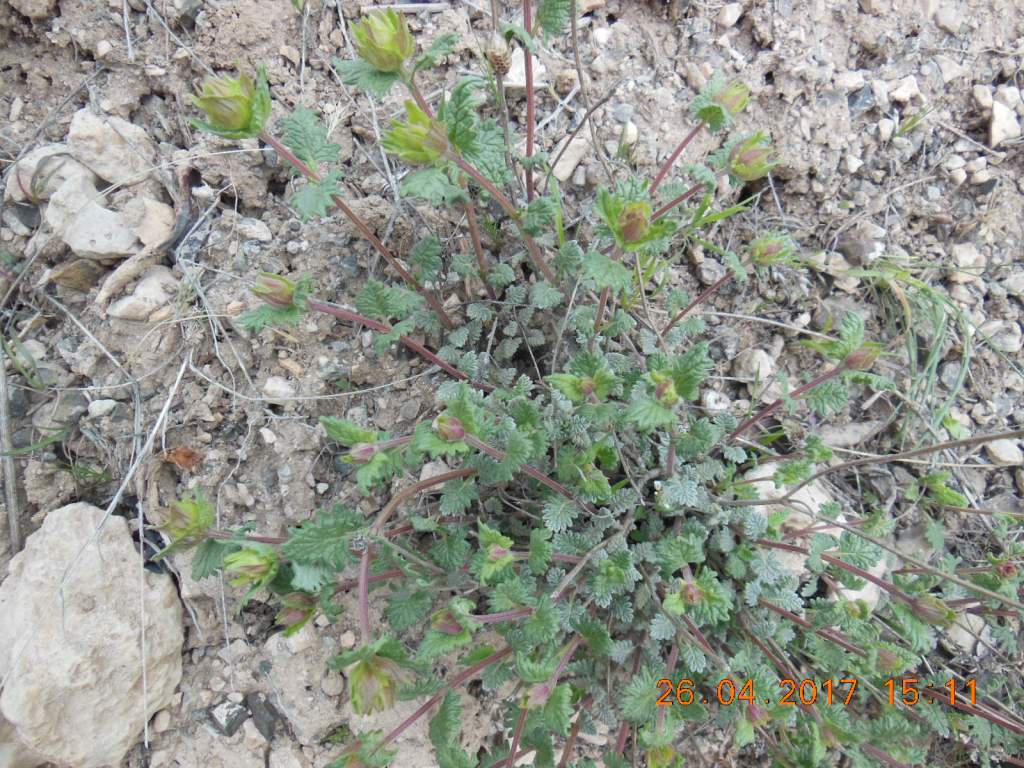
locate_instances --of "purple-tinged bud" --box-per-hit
[382,101,450,166]
[432,413,465,442]
[746,702,769,726]
[996,561,1019,579]
[488,544,510,562]
[843,344,881,371]
[749,233,794,266]
[645,744,678,768]
[223,547,279,589]
[347,655,403,714]
[275,592,316,633]
[618,201,651,245]
[190,67,271,139]
[912,595,955,628]
[251,272,297,307]
[713,81,750,117]
[681,581,703,605]
[527,682,553,709]
[347,442,378,464]
[877,648,902,675]
[728,133,777,181]
[651,372,679,406]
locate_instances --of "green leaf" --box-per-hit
[334,58,401,97]
[401,168,469,206]
[440,478,478,515]
[431,528,472,570]
[573,615,611,658]
[622,666,660,723]
[411,421,470,459]
[528,527,553,573]
[281,106,341,167]
[191,538,239,580]
[522,196,558,236]
[417,32,460,70]
[355,279,421,321]
[583,251,633,295]
[320,416,378,446]
[529,280,564,310]
[290,170,344,221]
[543,683,573,735]
[656,532,707,572]
[625,395,676,432]
[668,342,712,401]
[386,590,433,632]
[488,263,516,288]
[477,521,516,584]
[355,450,402,494]
[408,235,443,283]
[281,506,364,570]
[290,561,332,592]
[805,378,849,417]
[438,77,486,154]
[536,0,572,39]
[542,496,577,533]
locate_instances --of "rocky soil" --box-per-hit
[1,0,1022,766]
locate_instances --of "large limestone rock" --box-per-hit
[0,503,184,767]
[67,109,158,188]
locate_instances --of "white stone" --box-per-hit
[731,348,777,401]
[503,48,549,91]
[95,40,113,58]
[592,27,612,46]
[933,55,967,83]
[833,70,866,90]
[47,176,139,260]
[701,389,730,414]
[716,2,743,27]
[419,459,450,482]
[121,197,175,247]
[8,0,54,19]
[3,144,99,204]
[86,399,118,418]
[269,743,312,768]
[1004,272,1024,297]
[972,85,994,110]
[236,217,273,243]
[979,320,1023,354]
[259,427,277,445]
[107,266,179,321]
[985,439,1024,466]
[948,242,985,283]
[994,85,1023,111]
[989,101,1021,148]
[552,133,591,182]
[0,503,183,767]
[743,463,841,578]
[934,3,961,33]
[878,118,895,142]
[67,108,157,187]
[889,76,920,103]
[262,376,296,402]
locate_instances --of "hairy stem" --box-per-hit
[447,153,556,282]
[523,0,535,201]
[508,706,528,768]
[727,364,846,442]
[558,695,595,768]
[660,272,731,337]
[259,130,454,329]
[371,467,477,533]
[373,645,513,754]
[651,181,705,221]
[650,122,703,195]
[357,546,371,643]
[307,299,487,390]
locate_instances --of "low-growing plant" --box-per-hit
[162,4,1024,767]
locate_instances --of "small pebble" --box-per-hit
[716,2,742,27]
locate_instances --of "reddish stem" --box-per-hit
[660,272,731,337]
[372,467,478,533]
[656,643,679,731]
[650,122,703,195]
[523,0,535,201]
[651,181,705,221]
[357,547,371,643]
[259,131,454,329]
[447,153,556,283]
[758,598,865,657]
[508,706,529,768]
[307,299,488,391]
[728,364,846,442]
[372,646,513,754]
[558,695,595,768]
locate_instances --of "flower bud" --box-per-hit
[651,372,679,406]
[713,81,750,117]
[996,561,1018,579]
[347,442,378,464]
[746,702,770,726]
[348,655,403,714]
[877,648,902,675]
[680,580,703,605]
[351,9,414,73]
[276,592,316,633]
[749,233,794,266]
[727,133,777,182]
[382,101,450,165]
[432,413,465,442]
[251,272,297,307]
[646,744,678,768]
[911,595,955,628]
[190,67,271,139]
[618,201,652,245]
[843,598,870,621]
[843,344,881,371]
[223,546,279,589]
[527,681,553,709]
[485,31,512,76]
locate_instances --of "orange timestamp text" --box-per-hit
[655,677,978,708]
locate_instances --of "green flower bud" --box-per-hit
[190,67,271,139]
[347,442,379,464]
[713,81,750,117]
[382,101,450,165]
[348,655,403,714]
[727,133,777,182]
[432,413,465,442]
[911,595,956,628]
[351,9,414,73]
[223,546,279,589]
[680,580,703,605]
[646,744,679,768]
[618,201,652,245]
[746,702,770,726]
[876,647,903,675]
[749,232,795,266]
[163,489,214,542]
[251,272,297,307]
